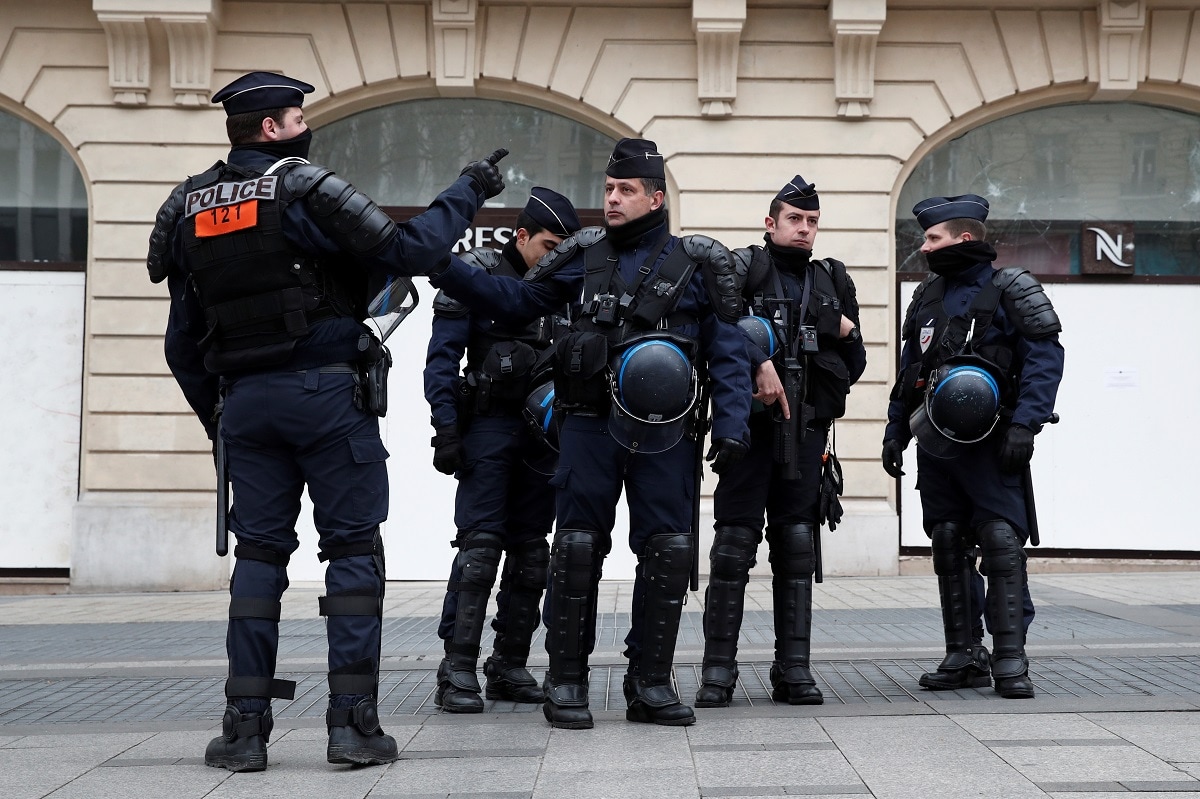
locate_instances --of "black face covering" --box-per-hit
[605,205,667,248]
[502,238,527,274]
[764,235,812,274]
[924,239,997,277]
[233,127,313,162]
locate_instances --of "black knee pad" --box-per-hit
[643,533,692,595]
[978,520,1023,578]
[767,524,815,577]
[506,537,550,592]
[553,529,602,595]
[453,531,504,592]
[710,526,759,581]
[930,522,969,576]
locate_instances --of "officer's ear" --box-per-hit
[959,231,975,242]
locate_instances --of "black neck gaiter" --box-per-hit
[232,128,313,163]
[501,238,527,275]
[764,235,813,274]
[605,206,668,249]
[925,240,997,277]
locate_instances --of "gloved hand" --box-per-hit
[881,439,905,478]
[705,438,749,475]
[460,148,509,200]
[999,423,1035,473]
[431,426,463,475]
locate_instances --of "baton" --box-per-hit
[214,400,229,557]
[1022,412,1059,548]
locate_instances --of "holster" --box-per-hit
[355,346,392,417]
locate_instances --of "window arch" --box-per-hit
[896,103,1200,278]
[0,112,87,267]
[310,98,617,210]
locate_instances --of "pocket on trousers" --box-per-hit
[349,436,390,464]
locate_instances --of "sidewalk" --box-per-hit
[3,572,1200,798]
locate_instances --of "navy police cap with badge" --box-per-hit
[775,175,819,211]
[606,137,665,180]
[524,187,581,239]
[912,194,990,230]
[211,71,315,116]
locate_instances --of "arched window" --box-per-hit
[311,97,616,209]
[0,113,87,267]
[896,103,1200,278]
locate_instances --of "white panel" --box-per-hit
[0,271,84,569]
[284,290,639,583]
[900,281,1198,553]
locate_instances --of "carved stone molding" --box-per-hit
[93,0,220,107]
[828,0,886,119]
[1095,0,1145,98]
[692,0,746,117]
[432,0,478,91]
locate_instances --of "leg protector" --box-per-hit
[625,533,695,727]
[766,524,822,705]
[696,525,759,708]
[920,522,992,690]
[224,547,294,716]
[979,520,1034,699]
[542,529,602,730]
[319,528,386,706]
[436,530,503,713]
[485,537,549,703]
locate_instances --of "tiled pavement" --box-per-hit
[3,572,1200,798]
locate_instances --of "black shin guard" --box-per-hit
[543,529,602,729]
[486,538,549,703]
[766,524,822,705]
[980,520,1034,699]
[438,531,503,713]
[697,525,760,707]
[921,522,992,690]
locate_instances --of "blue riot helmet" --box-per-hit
[909,356,1003,458]
[737,315,778,359]
[521,378,562,476]
[608,336,699,454]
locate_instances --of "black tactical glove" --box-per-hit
[431,426,463,475]
[999,423,1035,473]
[459,148,509,200]
[881,439,905,478]
[705,438,749,475]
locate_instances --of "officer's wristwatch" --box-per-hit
[844,326,862,344]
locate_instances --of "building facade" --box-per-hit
[2,0,1196,591]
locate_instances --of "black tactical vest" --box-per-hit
[180,161,364,372]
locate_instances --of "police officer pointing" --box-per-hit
[147,71,506,771]
[883,194,1064,699]
[424,187,581,713]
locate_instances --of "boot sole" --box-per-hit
[542,703,593,729]
[694,699,731,708]
[327,747,399,766]
[918,673,992,690]
[626,704,697,726]
[205,755,266,773]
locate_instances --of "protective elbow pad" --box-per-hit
[146,182,187,283]
[994,268,1062,339]
[525,226,602,282]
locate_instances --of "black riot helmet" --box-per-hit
[522,378,562,476]
[909,355,1003,458]
[737,315,778,359]
[608,336,698,453]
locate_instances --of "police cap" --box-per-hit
[606,138,665,180]
[211,71,314,116]
[524,187,581,238]
[775,175,819,211]
[912,194,990,230]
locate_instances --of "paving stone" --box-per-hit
[992,744,1195,784]
[371,755,540,795]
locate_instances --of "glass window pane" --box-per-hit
[309,98,616,209]
[896,103,1200,277]
[0,114,87,263]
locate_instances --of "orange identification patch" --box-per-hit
[195,200,258,237]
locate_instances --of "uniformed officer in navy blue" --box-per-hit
[423,187,581,713]
[146,71,507,771]
[882,194,1064,699]
[695,176,867,709]
[424,137,752,729]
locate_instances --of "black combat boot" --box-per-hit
[485,540,548,704]
[980,521,1035,699]
[435,656,485,713]
[695,525,758,708]
[625,534,695,726]
[326,697,398,765]
[768,524,824,705]
[435,532,503,713]
[920,522,993,690]
[484,656,543,703]
[205,704,272,772]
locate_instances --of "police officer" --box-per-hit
[695,176,866,708]
[146,71,507,771]
[882,194,1064,699]
[426,138,752,729]
[424,187,581,713]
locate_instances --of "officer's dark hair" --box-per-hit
[944,218,987,241]
[226,108,289,146]
[513,210,547,238]
[767,198,819,221]
[640,177,667,198]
